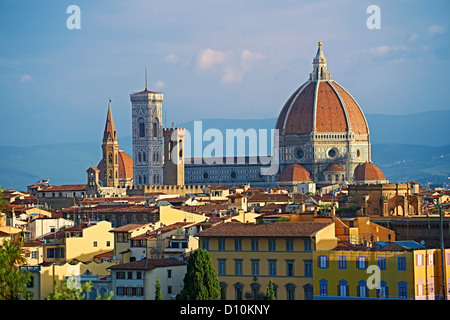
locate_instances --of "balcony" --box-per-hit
[165,235,189,253]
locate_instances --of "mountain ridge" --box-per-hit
[1,111,449,191]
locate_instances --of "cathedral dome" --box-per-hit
[278,163,312,182]
[354,162,387,183]
[275,42,369,135]
[97,150,133,181]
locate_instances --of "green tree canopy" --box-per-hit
[46,279,113,300]
[0,239,31,300]
[155,278,163,300]
[264,280,276,300]
[176,249,220,300]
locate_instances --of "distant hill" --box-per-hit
[0,111,449,191]
[175,110,450,147]
[366,110,450,147]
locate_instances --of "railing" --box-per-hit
[19,265,41,272]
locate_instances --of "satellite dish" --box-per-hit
[420,240,425,245]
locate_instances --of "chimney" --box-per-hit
[314,207,318,217]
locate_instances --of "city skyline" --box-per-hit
[0,0,449,147]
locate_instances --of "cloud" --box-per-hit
[407,33,419,43]
[20,74,32,83]
[428,25,445,37]
[241,49,264,69]
[364,45,410,57]
[197,48,229,71]
[164,53,180,64]
[197,48,264,83]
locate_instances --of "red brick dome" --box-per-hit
[354,162,386,183]
[323,163,345,172]
[278,163,312,182]
[276,43,369,135]
[97,151,133,180]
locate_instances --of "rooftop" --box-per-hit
[196,221,332,238]
[108,258,185,271]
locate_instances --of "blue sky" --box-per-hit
[0,0,449,146]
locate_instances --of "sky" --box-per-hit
[0,0,449,146]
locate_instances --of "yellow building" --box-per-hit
[21,260,115,300]
[196,221,338,300]
[314,244,450,300]
[289,208,395,245]
[41,221,114,263]
[413,248,450,300]
[110,206,207,263]
[110,222,157,264]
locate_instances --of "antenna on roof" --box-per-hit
[145,68,148,90]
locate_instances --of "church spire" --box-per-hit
[309,40,331,81]
[103,99,117,143]
[101,99,120,188]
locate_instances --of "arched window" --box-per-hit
[138,151,142,163]
[142,151,146,162]
[143,174,147,185]
[153,118,159,137]
[138,118,145,138]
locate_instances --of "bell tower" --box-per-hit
[163,128,185,185]
[102,101,120,187]
[130,72,164,186]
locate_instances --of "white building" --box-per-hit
[108,258,187,300]
[27,217,74,239]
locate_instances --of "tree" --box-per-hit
[176,248,220,300]
[264,280,276,300]
[0,239,31,300]
[0,187,8,213]
[46,279,113,300]
[155,278,163,300]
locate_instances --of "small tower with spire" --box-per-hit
[309,41,331,81]
[102,100,120,187]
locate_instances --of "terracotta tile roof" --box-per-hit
[332,82,368,134]
[315,81,348,133]
[64,222,97,232]
[94,250,114,259]
[248,193,291,203]
[275,79,369,135]
[227,193,248,198]
[108,258,185,271]
[276,81,315,134]
[40,185,87,192]
[278,164,312,182]
[196,221,332,238]
[60,204,158,214]
[290,193,310,203]
[354,162,386,182]
[323,163,345,172]
[259,203,287,213]
[131,222,193,240]
[133,88,159,95]
[178,204,228,215]
[207,186,230,190]
[97,150,133,180]
[110,222,154,233]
